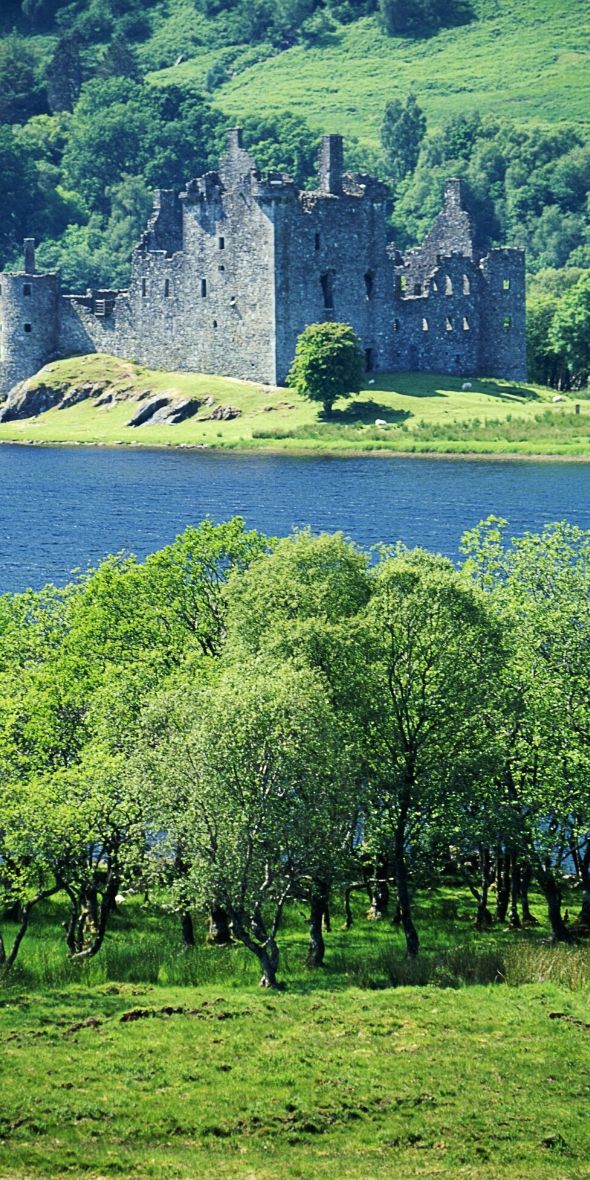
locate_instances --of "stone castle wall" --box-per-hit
[0,133,528,396]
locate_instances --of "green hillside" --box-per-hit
[151,0,590,146]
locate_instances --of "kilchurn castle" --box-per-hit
[0,130,527,396]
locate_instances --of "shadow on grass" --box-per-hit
[327,400,412,426]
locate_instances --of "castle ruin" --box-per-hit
[0,130,527,396]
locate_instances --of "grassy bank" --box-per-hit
[1,354,589,458]
[2,890,589,1179]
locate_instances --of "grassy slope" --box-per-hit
[1,354,590,457]
[2,886,589,1180]
[149,0,590,148]
[2,981,590,1180]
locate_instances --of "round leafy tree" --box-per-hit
[287,322,365,416]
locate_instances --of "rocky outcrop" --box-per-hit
[126,395,202,427]
[204,405,241,421]
[0,380,63,421]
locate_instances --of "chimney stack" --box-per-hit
[23,238,36,274]
[319,134,343,195]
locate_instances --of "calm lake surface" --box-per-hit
[1,443,590,593]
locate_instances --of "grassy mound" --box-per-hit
[0,354,589,457]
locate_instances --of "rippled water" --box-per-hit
[1,444,590,592]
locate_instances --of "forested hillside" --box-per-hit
[0,0,589,384]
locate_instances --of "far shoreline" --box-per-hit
[1,436,590,463]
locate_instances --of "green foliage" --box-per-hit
[550,271,590,386]
[288,322,365,414]
[241,112,319,188]
[0,33,47,124]
[378,0,475,37]
[380,91,426,184]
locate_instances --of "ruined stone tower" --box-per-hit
[0,131,527,396]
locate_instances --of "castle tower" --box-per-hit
[0,240,61,395]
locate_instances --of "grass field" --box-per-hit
[2,354,590,458]
[148,0,590,147]
[1,889,590,1179]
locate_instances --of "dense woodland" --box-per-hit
[1,518,589,988]
[0,0,589,387]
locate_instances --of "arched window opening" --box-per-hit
[364,270,374,300]
[365,347,374,371]
[164,279,170,297]
[23,284,31,297]
[201,278,207,297]
[314,232,320,251]
[24,322,32,333]
[141,279,147,297]
[422,317,429,332]
[445,275,453,295]
[219,236,225,250]
[213,319,218,328]
[463,274,470,295]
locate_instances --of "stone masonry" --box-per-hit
[0,130,527,396]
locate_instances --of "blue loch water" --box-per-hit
[1,443,590,592]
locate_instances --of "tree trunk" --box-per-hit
[344,886,354,930]
[180,910,195,949]
[367,878,389,920]
[395,816,419,958]
[536,862,576,943]
[509,853,521,929]
[257,938,280,988]
[520,863,539,926]
[208,905,231,946]
[323,904,331,933]
[306,888,328,968]
[573,846,590,933]
[230,908,283,989]
[474,847,494,930]
[495,852,510,923]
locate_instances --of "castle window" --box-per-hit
[364,270,374,300]
[219,236,225,250]
[320,272,334,310]
[164,279,170,297]
[463,274,470,295]
[422,317,429,332]
[393,318,400,332]
[23,284,31,297]
[141,279,147,297]
[503,315,512,331]
[463,316,470,331]
[201,278,207,297]
[503,278,511,291]
[365,348,374,371]
[213,319,218,328]
[445,316,453,331]
[218,264,225,272]
[445,275,453,295]
[24,322,32,332]
[315,232,320,251]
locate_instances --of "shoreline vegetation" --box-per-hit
[0,353,589,460]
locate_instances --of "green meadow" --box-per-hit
[2,890,590,1180]
[1,354,589,457]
